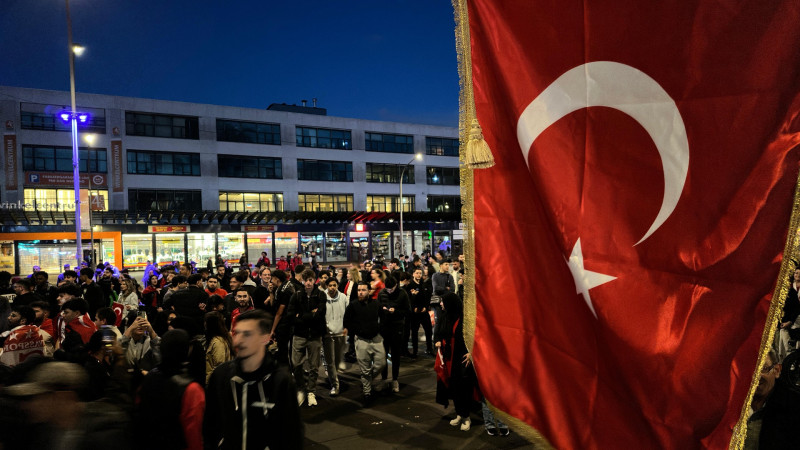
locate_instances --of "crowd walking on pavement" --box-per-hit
[0,250,514,449]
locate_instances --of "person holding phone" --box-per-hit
[120,314,160,375]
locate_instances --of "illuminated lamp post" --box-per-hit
[62,0,88,267]
[399,153,423,260]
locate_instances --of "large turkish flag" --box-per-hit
[466,1,800,448]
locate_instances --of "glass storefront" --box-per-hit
[371,232,390,260]
[122,234,153,269]
[188,233,215,268]
[155,234,185,266]
[434,230,452,257]
[349,234,369,262]
[325,232,346,262]
[18,241,82,275]
[98,239,115,266]
[300,233,323,259]
[274,233,298,260]
[414,230,433,257]
[247,233,273,265]
[218,233,245,268]
[0,242,14,272]
[392,231,412,258]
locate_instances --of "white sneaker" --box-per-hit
[392,380,400,393]
[449,415,462,426]
[307,392,317,406]
[460,418,471,431]
[338,362,347,371]
[297,391,305,406]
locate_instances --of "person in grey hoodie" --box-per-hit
[323,277,349,396]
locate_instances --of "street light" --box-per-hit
[399,153,423,261]
[65,0,84,267]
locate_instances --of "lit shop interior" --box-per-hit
[0,212,461,276]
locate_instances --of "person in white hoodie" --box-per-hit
[323,277,349,396]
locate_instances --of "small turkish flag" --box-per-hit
[466,0,800,448]
[111,302,125,327]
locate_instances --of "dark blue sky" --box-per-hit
[1,0,459,127]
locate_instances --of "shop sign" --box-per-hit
[349,231,369,238]
[148,225,190,233]
[110,140,123,192]
[458,222,465,230]
[4,135,17,191]
[25,172,107,187]
[241,225,276,232]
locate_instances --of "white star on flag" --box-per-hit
[566,238,617,318]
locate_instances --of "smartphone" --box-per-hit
[137,310,147,320]
[100,325,115,346]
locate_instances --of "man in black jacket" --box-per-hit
[165,274,209,329]
[377,275,411,393]
[343,281,385,403]
[407,267,433,357]
[204,309,303,449]
[286,269,326,407]
[79,268,105,318]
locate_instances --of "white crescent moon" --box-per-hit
[517,61,689,245]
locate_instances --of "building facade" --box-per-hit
[0,86,463,275]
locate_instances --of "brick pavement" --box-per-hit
[301,349,534,449]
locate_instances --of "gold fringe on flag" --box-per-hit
[453,1,552,448]
[453,0,495,170]
[729,168,800,450]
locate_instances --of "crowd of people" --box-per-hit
[0,249,514,449]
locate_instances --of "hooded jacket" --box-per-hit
[203,353,303,450]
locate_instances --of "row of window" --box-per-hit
[128,190,459,213]
[20,145,459,184]
[20,188,460,214]
[19,103,458,156]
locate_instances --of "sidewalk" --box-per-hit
[302,351,534,449]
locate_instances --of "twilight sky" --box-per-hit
[0,0,460,127]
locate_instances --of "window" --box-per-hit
[22,145,107,173]
[426,166,460,185]
[365,163,414,184]
[365,132,414,154]
[128,189,202,211]
[20,103,106,134]
[297,159,353,182]
[125,112,199,139]
[298,194,353,212]
[127,150,200,176]
[23,188,109,211]
[425,137,459,157]
[366,195,415,213]
[219,192,284,212]
[217,119,281,145]
[217,155,282,179]
[427,195,462,213]
[296,127,352,150]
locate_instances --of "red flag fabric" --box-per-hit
[465,1,800,448]
[112,302,125,327]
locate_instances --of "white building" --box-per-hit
[0,86,463,275]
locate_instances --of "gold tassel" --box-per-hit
[465,118,495,169]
